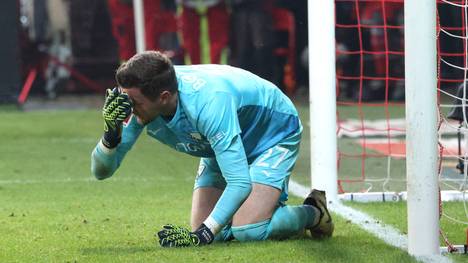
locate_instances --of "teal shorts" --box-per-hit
[194,131,301,203]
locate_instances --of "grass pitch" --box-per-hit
[346,201,468,262]
[0,107,421,262]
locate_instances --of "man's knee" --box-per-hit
[231,220,270,242]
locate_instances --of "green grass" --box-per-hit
[337,104,406,121]
[345,201,468,262]
[345,201,468,245]
[0,108,421,262]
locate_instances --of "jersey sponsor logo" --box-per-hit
[175,142,208,153]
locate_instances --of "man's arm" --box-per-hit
[203,135,251,227]
[198,93,252,234]
[158,92,251,247]
[91,115,144,179]
[90,88,144,180]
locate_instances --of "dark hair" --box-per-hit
[115,51,178,100]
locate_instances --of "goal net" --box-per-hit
[335,0,468,203]
[329,0,468,252]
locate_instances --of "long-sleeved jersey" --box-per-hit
[91,64,301,232]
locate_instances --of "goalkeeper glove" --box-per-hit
[157,224,214,247]
[101,88,132,149]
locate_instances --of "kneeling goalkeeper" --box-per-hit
[91,51,334,247]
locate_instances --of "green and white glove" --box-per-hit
[101,88,132,149]
[157,224,214,247]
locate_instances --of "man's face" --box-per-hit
[121,87,162,124]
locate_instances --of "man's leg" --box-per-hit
[191,187,223,230]
[231,183,320,241]
[231,131,332,241]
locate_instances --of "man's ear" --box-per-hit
[159,91,172,103]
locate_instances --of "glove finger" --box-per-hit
[159,238,176,248]
[159,238,166,247]
[115,106,132,121]
[159,236,169,247]
[103,89,112,108]
[105,88,115,98]
[104,88,119,106]
[157,225,176,239]
[162,224,175,230]
[107,87,125,109]
[157,229,170,239]
[158,230,178,248]
[110,92,132,114]
[103,99,119,118]
[112,87,121,95]
[115,94,133,120]
[118,92,131,104]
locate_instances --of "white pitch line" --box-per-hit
[288,179,453,263]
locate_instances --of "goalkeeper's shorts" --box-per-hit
[194,130,301,204]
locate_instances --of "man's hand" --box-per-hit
[101,88,132,149]
[157,224,214,247]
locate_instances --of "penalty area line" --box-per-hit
[288,180,453,263]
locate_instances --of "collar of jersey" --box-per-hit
[164,98,182,129]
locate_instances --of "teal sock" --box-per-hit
[266,205,318,240]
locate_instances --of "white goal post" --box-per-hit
[133,0,146,53]
[308,0,440,257]
[404,0,439,256]
[308,0,338,204]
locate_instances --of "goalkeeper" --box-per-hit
[91,51,333,247]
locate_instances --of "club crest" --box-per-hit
[190,132,202,141]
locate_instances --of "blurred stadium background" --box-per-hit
[0,0,309,104]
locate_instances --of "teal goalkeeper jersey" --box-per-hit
[91,64,302,230]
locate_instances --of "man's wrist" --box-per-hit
[101,135,120,149]
[203,216,222,235]
[98,139,118,154]
[194,224,214,245]
[102,125,121,149]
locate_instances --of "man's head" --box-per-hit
[115,51,178,124]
